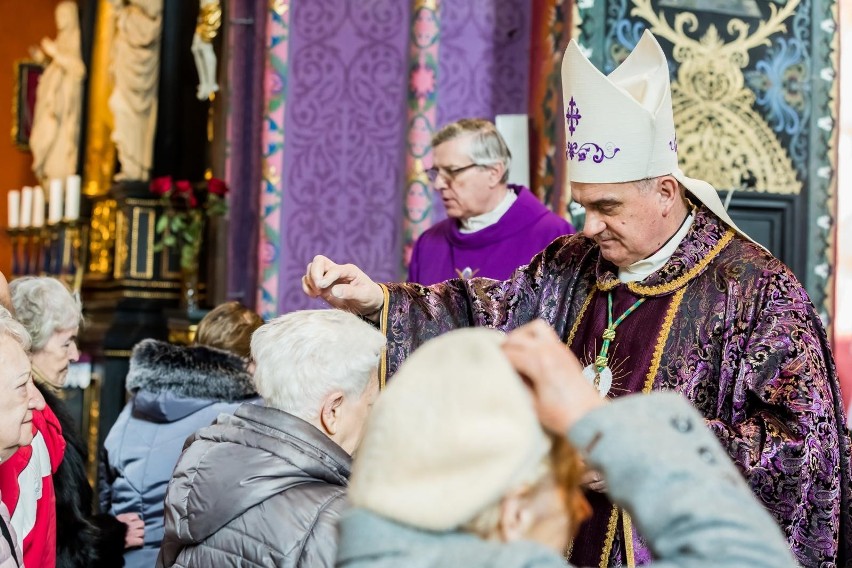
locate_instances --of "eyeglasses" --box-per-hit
[425,163,481,183]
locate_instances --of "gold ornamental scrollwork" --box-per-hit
[88,198,116,276]
[631,0,802,194]
[113,208,128,279]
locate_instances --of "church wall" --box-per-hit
[255,0,534,316]
[273,1,412,313]
[429,0,533,226]
[0,0,61,276]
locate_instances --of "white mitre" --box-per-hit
[561,30,751,240]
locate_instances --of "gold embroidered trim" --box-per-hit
[643,287,687,394]
[598,229,735,296]
[378,283,390,390]
[598,287,686,566]
[623,511,636,568]
[599,505,620,568]
[566,285,597,348]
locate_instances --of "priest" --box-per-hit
[303,31,851,567]
[408,118,574,285]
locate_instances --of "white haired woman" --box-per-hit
[0,306,43,568]
[158,309,386,568]
[8,277,141,568]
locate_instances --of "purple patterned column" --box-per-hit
[278,1,411,312]
[224,0,268,309]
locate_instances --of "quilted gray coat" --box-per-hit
[156,402,351,568]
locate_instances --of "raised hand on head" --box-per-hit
[501,320,606,435]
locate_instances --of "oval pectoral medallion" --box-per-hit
[582,364,613,397]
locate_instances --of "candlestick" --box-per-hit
[32,186,45,228]
[20,186,33,228]
[7,190,20,228]
[65,175,81,221]
[48,179,63,224]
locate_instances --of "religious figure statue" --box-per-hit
[29,1,86,182]
[108,0,164,182]
[191,0,221,101]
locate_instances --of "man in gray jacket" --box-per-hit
[337,322,798,568]
[157,310,386,568]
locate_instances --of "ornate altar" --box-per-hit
[4,0,224,482]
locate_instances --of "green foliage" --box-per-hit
[153,183,227,272]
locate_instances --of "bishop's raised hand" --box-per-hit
[302,255,385,320]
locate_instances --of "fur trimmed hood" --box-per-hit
[127,339,256,406]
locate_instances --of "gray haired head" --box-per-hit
[432,118,512,184]
[10,277,81,352]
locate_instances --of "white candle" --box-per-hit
[48,178,63,224]
[7,190,20,229]
[32,186,45,228]
[65,175,81,221]
[20,186,33,228]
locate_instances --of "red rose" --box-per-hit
[174,180,198,208]
[150,176,173,196]
[207,178,229,196]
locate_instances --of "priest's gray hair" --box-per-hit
[250,309,386,421]
[10,277,81,352]
[0,306,32,351]
[432,118,512,183]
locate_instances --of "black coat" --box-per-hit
[37,384,127,568]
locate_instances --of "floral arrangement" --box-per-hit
[150,176,228,271]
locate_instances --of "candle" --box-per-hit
[20,186,33,228]
[65,175,81,221]
[32,186,45,228]
[48,178,63,224]
[7,190,20,228]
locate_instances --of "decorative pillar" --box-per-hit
[255,0,290,320]
[402,0,440,270]
[223,0,267,309]
[528,0,572,212]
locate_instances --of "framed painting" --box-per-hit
[12,60,44,150]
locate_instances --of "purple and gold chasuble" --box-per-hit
[377,206,852,567]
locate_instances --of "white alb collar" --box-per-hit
[618,212,694,283]
[459,189,517,234]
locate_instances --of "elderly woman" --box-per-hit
[9,277,134,568]
[100,301,263,568]
[11,277,81,389]
[157,309,386,568]
[336,322,798,568]
[0,307,42,568]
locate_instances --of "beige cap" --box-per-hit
[348,327,551,531]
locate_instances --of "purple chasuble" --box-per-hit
[567,287,672,567]
[378,206,852,567]
[407,185,574,285]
